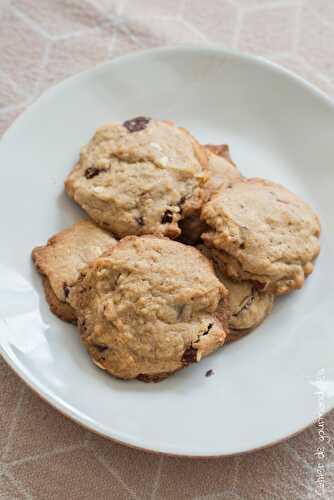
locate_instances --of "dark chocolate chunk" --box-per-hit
[85,166,101,179]
[205,369,214,377]
[161,210,173,224]
[179,195,186,206]
[123,116,151,133]
[93,343,108,352]
[182,346,197,365]
[202,323,213,336]
[63,284,70,298]
[135,216,145,226]
[253,281,266,291]
[239,243,245,249]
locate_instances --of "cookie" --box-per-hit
[205,143,236,166]
[32,220,117,322]
[41,276,77,324]
[179,144,241,244]
[65,118,208,239]
[202,144,241,202]
[202,178,321,294]
[71,236,228,381]
[198,245,274,342]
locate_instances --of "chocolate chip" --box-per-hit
[202,323,213,336]
[123,116,151,133]
[253,281,266,291]
[85,166,101,179]
[182,346,197,365]
[179,196,186,206]
[79,320,87,332]
[63,284,70,298]
[239,243,245,249]
[93,343,108,352]
[135,216,145,226]
[161,210,173,224]
[205,369,214,377]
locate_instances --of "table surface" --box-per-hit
[1,1,333,499]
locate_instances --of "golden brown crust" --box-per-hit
[180,126,209,173]
[201,177,321,295]
[225,328,252,344]
[136,371,178,383]
[32,219,117,321]
[42,277,77,324]
[65,119,208,239]
[72,236,229,381]
[205,143,236,166]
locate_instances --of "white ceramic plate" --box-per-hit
[1,47,333,457]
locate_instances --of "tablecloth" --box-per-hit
[1,0,333,498]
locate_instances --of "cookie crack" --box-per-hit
[182,322,214,365]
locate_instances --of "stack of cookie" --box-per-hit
[32,117,320,382]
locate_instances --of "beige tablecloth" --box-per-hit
[1,1,333,498]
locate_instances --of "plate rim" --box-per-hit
[2,44,334,148]
[0,45,333,457]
